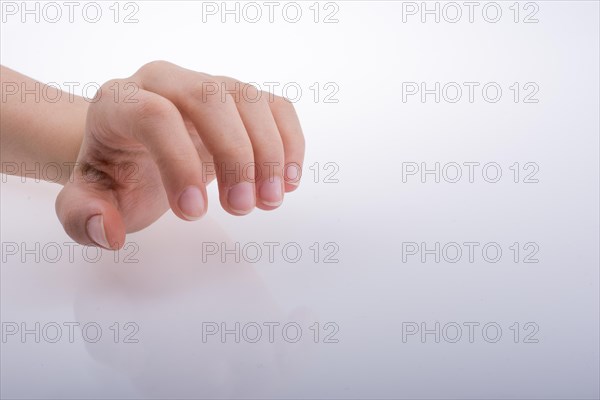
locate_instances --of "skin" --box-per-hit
[0,61,305,250]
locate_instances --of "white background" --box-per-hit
[1,1,599,399]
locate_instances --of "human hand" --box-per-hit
[55,61,305,250]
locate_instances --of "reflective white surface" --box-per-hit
[1,1,599,399]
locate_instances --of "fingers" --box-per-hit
[58,82,209,248]
[216,77,285,210]
[92,81,208,221]
[181,86,257,215]
[132,61,305,214]
[58,62,304,249]
[56,180,125,250]
[269,95,305,192]
[134,63,255,215]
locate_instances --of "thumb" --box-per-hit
[55,182,126,250]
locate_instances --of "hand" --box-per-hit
[55,61,305,250]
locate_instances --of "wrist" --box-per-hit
[0,65,88,185]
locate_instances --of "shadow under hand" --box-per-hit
[72,213,315,399]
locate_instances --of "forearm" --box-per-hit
[0,65,88,185]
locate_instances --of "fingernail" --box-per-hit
[285,164,301,186]
[86,215,110,249]
[259,176,283,207]
[178,186,205,220]
[228,182,255,214]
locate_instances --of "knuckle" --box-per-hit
[256,138,285,159]
[291,130,306,147]
[97,79,138,104]
[133,95,176,124]
[95,79,124,103]
[216,142,254,161]
[99,78,122,92]
[282,128,305,152]
[188,79,220,103]
[213,75,237,85]
[136,60,172,77]
[214,76,262,104]
[242,84,263,104]
[273,94,296,111]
